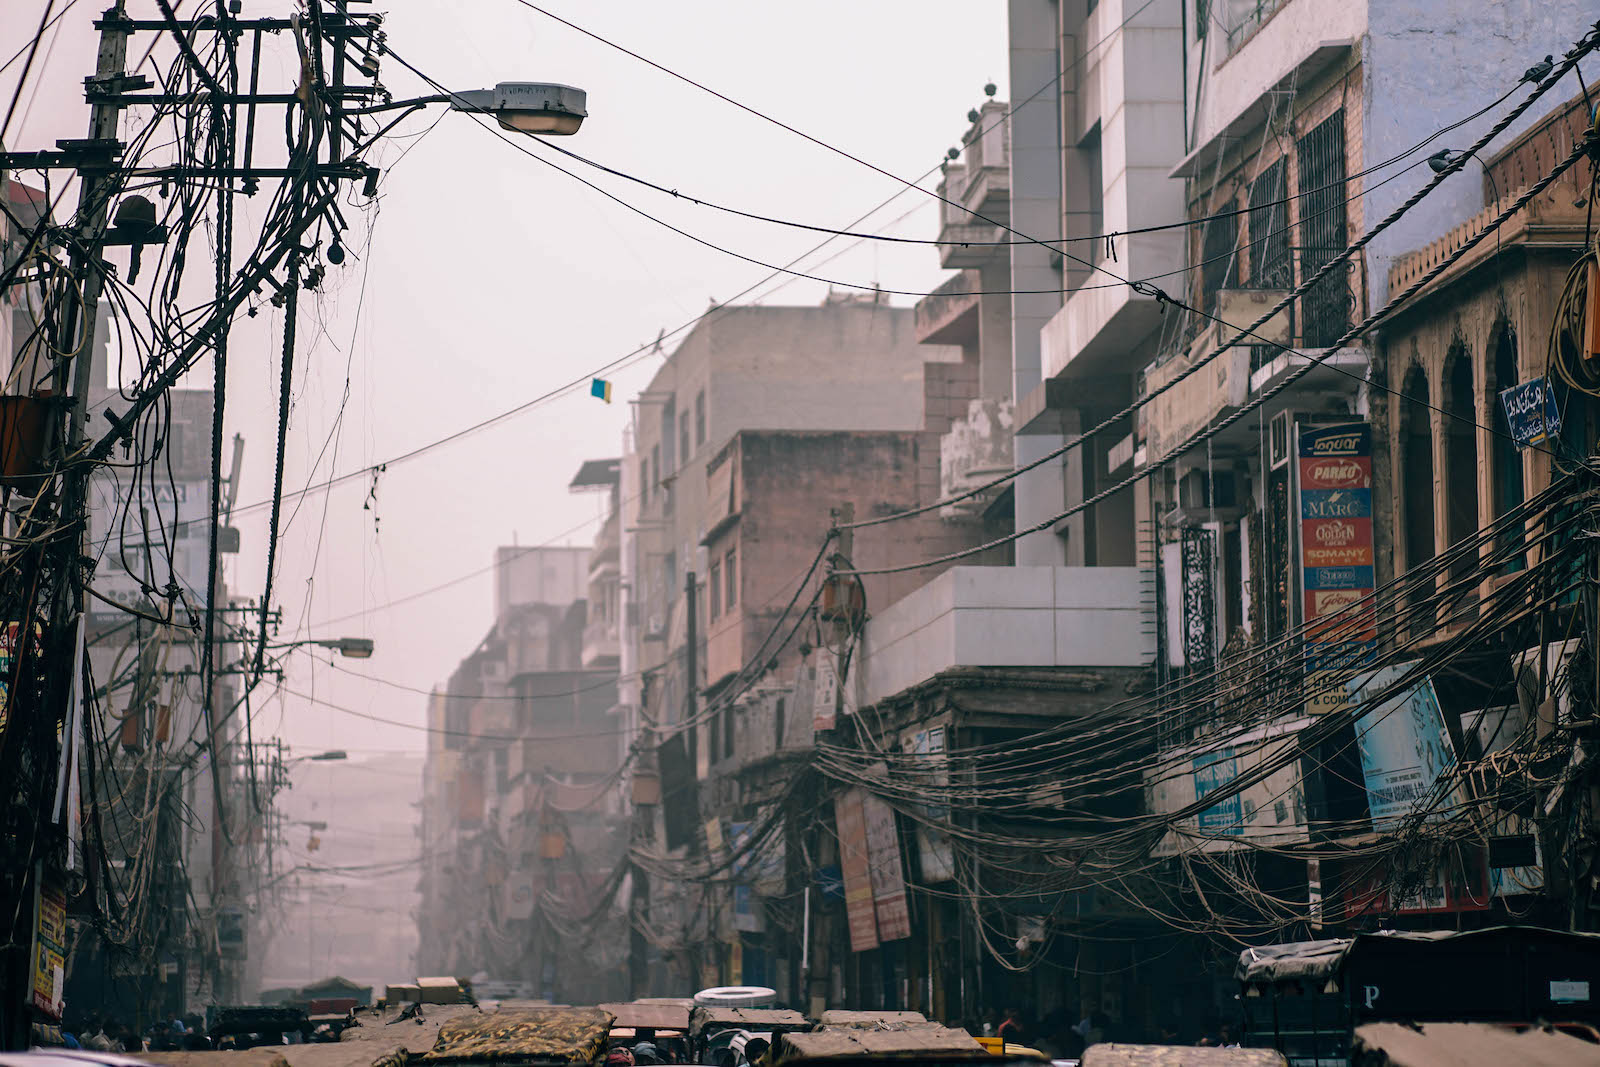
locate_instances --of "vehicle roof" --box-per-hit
[418,1006,615,1064]
[774,1025,982,1060]
[816,1013,929,1028]
[0,1055,153,1067]
[1236,925,1600,984]
[599,1003,693,1031]
[1081,1046,1285,1067]
[690,1007,810,1030]
[1352,1021,1600,1066]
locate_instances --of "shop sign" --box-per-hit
[907,726,954,883]
[861,791,911,942]
[1346,664,1458,829]
[1345,851,1490,916]
[813,657,838,733]
[1299,425,1376,714]
[1499,376,1562,448]
[88,478,213,620]
[833,789,879,952]
[30,879,66,1019]
[1147,720,1309,856]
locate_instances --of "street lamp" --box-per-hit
[291,751,347,765]
[357,82,588,136]
[311,636,375,660]
[269,636,376,659]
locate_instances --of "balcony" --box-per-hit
[582,617,620,669]
[588,512,620,582]
[860,566,1155,707]
[940,396,1014,518]
[915,270,981,346]
[935,103,1011,271]
[1137,289,1289,463]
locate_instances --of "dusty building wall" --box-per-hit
[701,430,1003,689]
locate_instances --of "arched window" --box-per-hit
[1401,364,1436,631]
[1444,352,1480,579]
[1490,322,1526,570]
[1401,364,1436,573]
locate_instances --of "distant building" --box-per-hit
[257,753,423,992]
[417,545,626,1004]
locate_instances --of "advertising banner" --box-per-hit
[88,479,212,620]
[1346,664,1459,829]
[30,879,66,1019]
[1345,850,1490,916]
[1299,425,1376,715]
[861,791,911,942]
[907,726,955,882]
[833,789,879,952]
[1147,720,1309,856]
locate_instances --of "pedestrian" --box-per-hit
[997,1007,1024,1045]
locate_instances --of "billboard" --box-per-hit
[861,791,911,942]
[31,879,66,1019]
[833,789,879,953]
[1147,719,1309,856]
[1346,664,1458,829]
[907,726,955,882]
[87,478,213,620]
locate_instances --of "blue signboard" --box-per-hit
[1303,565,1376,590]
[1499,377,1562,448]
[1298,489,1373,519]
[1194,750,1242,834]
[1347,665,1457,828]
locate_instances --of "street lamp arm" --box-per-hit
[349,82,586,135]
[346,93,455,115]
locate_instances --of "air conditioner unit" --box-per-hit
[1269,409,1295,470]
[1178,469,1238,513]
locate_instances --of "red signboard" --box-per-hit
[1299,425,1378,698]
[1344,850,1490,916]
[1300,455,1373,489]
[833,789,879,953]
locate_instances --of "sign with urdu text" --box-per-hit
[1499,377,1562,449]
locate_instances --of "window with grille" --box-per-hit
[709,561,722,622]
[1295,110,1351,348]
[1199,209,1239,313]
[695,390,706,445]
[1247,159,1290,290]
[724,547,737,610]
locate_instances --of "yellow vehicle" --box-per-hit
[973,1038,1046,1059]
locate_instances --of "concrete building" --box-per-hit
[748,0,1600,1038]
[614,297,1007,993]
[417,545,627,1004]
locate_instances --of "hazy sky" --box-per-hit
[1,1,1009,760]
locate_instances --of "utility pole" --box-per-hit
[683,569,699,988]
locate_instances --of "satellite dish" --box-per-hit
[694,987,777,1007]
